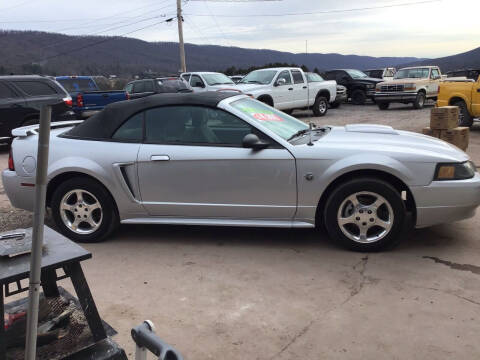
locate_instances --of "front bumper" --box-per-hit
[334,93,347,103]
[1,170,35,211]
[374,92,417,102]
[411,173,480,228]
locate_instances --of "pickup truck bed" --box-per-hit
[56,76,127,118]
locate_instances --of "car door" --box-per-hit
[429,68,441,96]
[290,70,308,108]
[136,105,297,219]
[472,79,480,115]
[190,75,207,92]
[271,70,294,109]
[0,81,26,140]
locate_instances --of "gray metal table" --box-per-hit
[0,226,107,360]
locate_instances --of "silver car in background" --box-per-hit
[2,92,480,251]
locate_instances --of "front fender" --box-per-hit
[295,154,433,222]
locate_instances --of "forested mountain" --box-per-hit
[0,30,425,76]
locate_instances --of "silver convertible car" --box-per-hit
[3,92,480,251]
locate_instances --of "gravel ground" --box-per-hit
[1,103,480,360]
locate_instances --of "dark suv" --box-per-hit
[125,78,192,100]
[0,75,75,144]
[321,69,383,105]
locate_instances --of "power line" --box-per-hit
[42,17,176,61]
[43,11,173,50]
[184,0,441,17]
[53,0,174,33]
[0,0,30,12]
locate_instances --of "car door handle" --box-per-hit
[303,86,307,89]
[151,155,170,161]
[288,88,293,91]
[477,88,480,93]
[102,94,109,98]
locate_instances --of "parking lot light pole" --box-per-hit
[24,105,51,360]
[177,0,186,72]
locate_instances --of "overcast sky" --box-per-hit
[0,0,478,58]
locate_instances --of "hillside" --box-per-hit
[0,30,424,76]
[400,46,480,72]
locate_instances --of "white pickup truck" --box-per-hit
[235,67,337,116]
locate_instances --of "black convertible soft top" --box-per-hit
[64,91,240,140]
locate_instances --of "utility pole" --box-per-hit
[177,0,186,72]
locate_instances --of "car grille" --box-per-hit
[380,84,404,92]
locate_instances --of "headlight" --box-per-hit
[366,84,374,89]
[434,161,476,180]
[403,83,416,91]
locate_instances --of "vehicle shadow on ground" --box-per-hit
[106,221,464,253]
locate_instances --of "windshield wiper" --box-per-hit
[243,80,262,84]
[287,128,311,141]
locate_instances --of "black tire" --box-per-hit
[453,100,473,127]
[258,96,274,107]
[22,117,39,126]
[351,89,367,105]
[312,96,328,117]
[413,91,426,109]
[378,102,390,110]
[323,177,406,252]
[330,102,341,109]
[51,177,118,243]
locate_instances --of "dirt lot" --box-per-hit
[1,103,480,359]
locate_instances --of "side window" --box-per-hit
[144,80,154,92]
[0,82,18,99]
[291,70,304,84]
[145,105,261,146]
[13,81,57,96]
[112,112,143,142]
[277,71,292,85]
[190,75,204,88]
[181,74,190,82]
[133,81,145,93]
[336,71,347,83]
[431,69,440,79]
[125,83,133,94]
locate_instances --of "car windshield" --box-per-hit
[157,80,191,92]
[202,73,234,86]
[395,68,430,79]
[306,73,324,82]
[230,98,308,140]
[57,78,97,92]
[239,70,277,85]
[345,69,368,79]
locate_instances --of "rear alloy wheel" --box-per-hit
[313,96,328,116]
[351,89,367,105]
[51,177,118,243]
[324,178,406,251]
[453,100,473,127]
[413,92,426,109]
[378,102,390,110]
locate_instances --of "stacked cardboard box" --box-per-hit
[422,106,469,151]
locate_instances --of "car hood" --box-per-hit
[309,124,469,163]
[357,77,383,84]
[235,83,270,93]
[380,78,428,84]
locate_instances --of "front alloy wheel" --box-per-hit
[324,178,406,251]
[337,192,393,243]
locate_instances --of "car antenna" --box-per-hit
[308,121,314,146]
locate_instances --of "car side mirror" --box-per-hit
[275,78,286,87]
[242,133,269,150]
